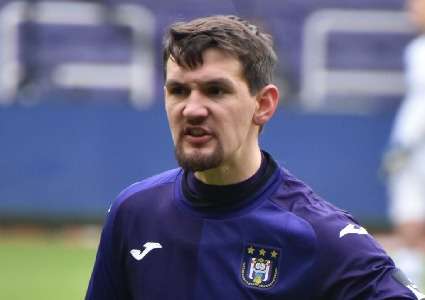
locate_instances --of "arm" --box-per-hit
[390,37,425,153]
[85,202,129,300]
[382,37,425,175]
[314,220,424,299]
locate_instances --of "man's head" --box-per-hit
[163,16,279,177]
[163,15,277,95]
[408,0,425,32]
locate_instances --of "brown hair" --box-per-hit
[163,15,277,95]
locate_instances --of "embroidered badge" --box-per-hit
[241,244,280,288]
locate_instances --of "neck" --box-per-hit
[194,146,262,185]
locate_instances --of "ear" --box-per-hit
[253,84,279,126]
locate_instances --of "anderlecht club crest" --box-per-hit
[241,244,280,288]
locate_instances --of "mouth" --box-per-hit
[182,127,213,145]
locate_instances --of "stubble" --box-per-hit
[174,140,224,172]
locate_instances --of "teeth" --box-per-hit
[189,128,206,136]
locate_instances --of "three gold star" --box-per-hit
[247,246,278,258]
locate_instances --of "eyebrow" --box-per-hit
[165,78,234,89]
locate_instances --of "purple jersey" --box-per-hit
[86,153,423,299]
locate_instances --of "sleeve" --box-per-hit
[85,200,129,300]
[315,219,424,300]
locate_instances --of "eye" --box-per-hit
[168,85,190,97]
[205,85,226,98]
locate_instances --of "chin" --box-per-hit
[175,145,224,172]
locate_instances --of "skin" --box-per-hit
[407,0,425,32]
[164,48,279,185]
[397,221,425,250]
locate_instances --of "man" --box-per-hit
[383,0,425,286]
[86,15,424,299]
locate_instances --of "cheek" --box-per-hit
[224,107,254,141]
[236,103,256,128]
[165,101,181,123]
[165,105,180,140]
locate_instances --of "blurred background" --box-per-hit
[0,0,419,298]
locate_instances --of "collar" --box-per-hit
[180,151,278,213]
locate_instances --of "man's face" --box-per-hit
[164,49,259,172]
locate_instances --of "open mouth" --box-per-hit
[186,127,208,136]
[183,127,213,145]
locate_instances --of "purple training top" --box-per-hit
[86,151,423,299]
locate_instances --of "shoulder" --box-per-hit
[108,168,182,218]
[407,35,425,52]
[272,167,354,235]
[273,168,386,255]
[405,35,425,65]
[116,168,181,203]
[271,168,414,298]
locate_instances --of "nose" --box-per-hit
[182,91,208,123]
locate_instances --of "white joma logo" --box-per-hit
[339,224,368,238]
[130,242,162,261]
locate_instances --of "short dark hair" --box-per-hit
[163,15,277,95]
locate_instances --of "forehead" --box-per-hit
[165,49,244,83]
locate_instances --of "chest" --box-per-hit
[120,204,318,299]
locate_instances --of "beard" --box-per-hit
[174,139,224,172]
